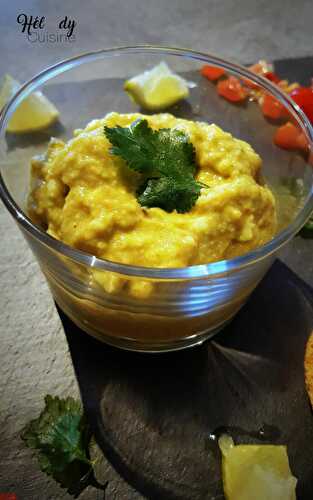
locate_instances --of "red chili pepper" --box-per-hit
[217,76,248,103]
[201,65,226,81]
[261,94,285,120]
[0,495,17,500]
[273,121,308,152]
[263,71,281,83]
[290,86,313,123]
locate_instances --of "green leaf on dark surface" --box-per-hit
[104,119,204,212]
[300,212,313,238]
[21,395,107,498]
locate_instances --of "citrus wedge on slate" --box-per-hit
[0,74,59,133]
[219,435,297,500]
[124,61,195,111]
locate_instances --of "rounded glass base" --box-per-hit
[56,299,232,353]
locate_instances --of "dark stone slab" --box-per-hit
[274,56,313,86]
[61,260,313,499]
[56,56,313,499]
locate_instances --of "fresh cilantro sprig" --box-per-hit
[21,395,107,498]
[104,119,205,213]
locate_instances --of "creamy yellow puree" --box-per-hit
[29,112,276,297]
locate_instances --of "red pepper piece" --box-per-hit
[201,65,226,81]
[217,76,248,103]
[243,79,260,90]
[261,94,286,120]
[297,131,310,151]
[243,61,268,90]
[264,71,281,83]
[249,62,269,75]
[291,86,313,123]
[274,122,308,152]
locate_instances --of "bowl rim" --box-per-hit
[0,44,313,279]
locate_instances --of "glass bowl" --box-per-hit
[0,46,312,352]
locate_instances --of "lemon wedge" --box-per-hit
[124,61,195,111]
[0,74,59,133]
[219,435,297,500]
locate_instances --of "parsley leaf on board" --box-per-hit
[104,119,205,213]
[21,395,107,498]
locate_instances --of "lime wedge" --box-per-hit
[124,61,195,111]
[219,435,297,500]
[0,74,59,133]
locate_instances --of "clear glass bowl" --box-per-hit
[0,46,312,352]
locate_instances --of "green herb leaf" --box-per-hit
[137,175,201,213]
[104,119,204,212]
[300,212,313,239]
[21,395,106,498]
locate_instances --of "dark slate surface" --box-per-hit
[61,56,313,499]
[62,260,313,500]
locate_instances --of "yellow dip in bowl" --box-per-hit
[29,112,276,300]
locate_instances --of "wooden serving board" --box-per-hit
[61,259,313,500]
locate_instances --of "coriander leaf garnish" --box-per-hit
[21,395,107,498]
[104,119,205,213]
[137,175,201,213]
